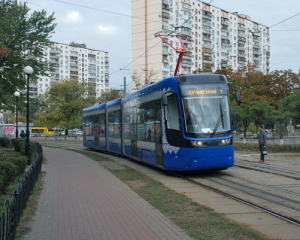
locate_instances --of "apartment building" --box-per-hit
[33,42,109,97]
[132,0,270,82]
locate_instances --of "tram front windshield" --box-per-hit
[180,83,231,136]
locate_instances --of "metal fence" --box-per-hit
[0,142,43,240]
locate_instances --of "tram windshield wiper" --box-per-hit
[210,102,224,138]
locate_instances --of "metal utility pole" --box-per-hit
[124,77,126,96]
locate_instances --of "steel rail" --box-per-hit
[169,171,300,227]
[234,160,300,180]
[227,175,300,197]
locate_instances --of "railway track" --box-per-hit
[235,157,300,180]
[170,170,300,227]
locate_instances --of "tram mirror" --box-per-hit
[162,95,168,106]
[235,91,241,104]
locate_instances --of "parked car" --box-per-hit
[240,132,255,139]
[77,131,83,135]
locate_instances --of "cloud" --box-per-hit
[97,24,116,34]
[66,11,82,22]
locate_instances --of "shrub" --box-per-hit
[234,143,300,152]
[2,156,27,175]
[0,161,18,193]
[0,137,12,148]
[11,138,26,152]
[20,142,36,163]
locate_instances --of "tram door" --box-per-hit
[155,100,163,166]
[131,107,138,158]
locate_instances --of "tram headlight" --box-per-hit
[191,140,204,148]
[221,138,230,145]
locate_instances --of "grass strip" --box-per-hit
[110,167,266,240]
[15,171,46,239]
[67,148,267,240]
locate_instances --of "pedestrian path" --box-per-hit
[23,147,192,240]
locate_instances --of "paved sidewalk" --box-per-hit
[23,147,192,240]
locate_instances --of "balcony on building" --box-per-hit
[181,27,192,36]
[221,32,229,39]
[183,51,192,58]
[202,26,212,34]
[162,23,168,30]
[181,34,193,43]
[253,31,260,37]
[221,17,229,26]
[266,45,270,51]
[202,19,212,27]
[88,54,96,59]
[162,12,170,19]
[162,55,169,63]
[50,68,59,73]
[253,54,260,60]
[238,57,246,63]
[221,60,228,68]
[70,51,78,57]
[221,25,229,32]
[238,50,246,57]
[181,58,192,67]
[50,58,59,63]
[253,48,260,54]
[253,35,260,42]
[162,45,169,55]
[50,47,61,54]
[238,45,245,51]
[221,38,230,46]
[202,10,212,19]
[51,63,59,69]
[238,30,245,38]
[203,41,212,49]
[266,51,270,57]
[182,2,191,12]
[202,48,212,55]
[70,60,78,66]
[70,56,78,61]
[238,23,246,30]
[253,41,261,48]
[202,55,212,63]
[238,37,246,43]
[162,3,170,13]
[70,71,78,76]
[50,53,59,59]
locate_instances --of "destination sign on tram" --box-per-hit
[180,84,226,97]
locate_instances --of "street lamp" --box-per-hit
[24,66,33,165]
[14,91,20,138]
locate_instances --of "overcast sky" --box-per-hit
[26,0,300,91]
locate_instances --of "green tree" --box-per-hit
[248,100,274,134]
[0,0,56,110]
[97,89,120,103]
[279,89,300,126]
[40,79,96,135]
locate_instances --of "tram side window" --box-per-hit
[138,101,155,142]
[108,110,121,138]
[165,95,181,131]
[90,115,95,135]
[99,113,105,137]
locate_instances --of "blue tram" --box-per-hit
[83,74,240,171]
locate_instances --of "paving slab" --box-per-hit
[23,147,192,240]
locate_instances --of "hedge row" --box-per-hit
[11,138,36,161]
[234,143,300,152]
[0,137,12,148]
[0,156,27,193]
